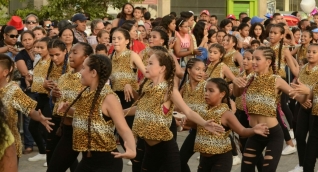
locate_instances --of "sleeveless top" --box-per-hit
[297,45,308,61]
[0,82,37,157]
[110,49,138,91]
[312,84,318,116]
[206,62,225,79]
[194,103,232,154]
[182,80,207,115]
[223,50,240,79]
[132,81,174,141]
[298,64,318,90]
[245,73,281,117]
[72,85,118,152]
[271,44,287,79]
[31,58,51,94]
[47,62,71,83]
[52,71,85,117]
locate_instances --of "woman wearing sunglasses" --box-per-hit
[0,25,21,60]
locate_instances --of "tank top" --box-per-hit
[175,32,191,59]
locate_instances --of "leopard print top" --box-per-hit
[298,64,318,90]
[0,82,37,157]
[110,49,138,91]
[141,47,151,66]
[47,62,71,84]
[206,62,225,79]
[194,103,232,154]
[271,44,287,79]
[132,81,174,141]
[245,73,281,117]
[72,85,118,152]
[235,71,253,110]
[182,80,207,115]
[312,84,318,116]
[31,58,51,94]
[52,71,85,117]
[297,45,308,61]
[223,50,240,79]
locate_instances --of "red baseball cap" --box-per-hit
[227,14,236,20]
[200,10,210,16]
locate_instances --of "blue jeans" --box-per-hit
[23,91,37,149]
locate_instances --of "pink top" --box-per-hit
[175,32,191,59]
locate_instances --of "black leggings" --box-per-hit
[241,124,284,172]
[198,151,232,172]
[281,92,293,129]
[47,125,79,172]
[75,150,123,172]
[29,93,52,154]
[180,129,196,172]
[142,139,181,172]
[115,91,135,151]
[236,109,263,172]
[46,116,61,166]
[295,106,313,166]
[304,115,318,172]
[131,117,178,172]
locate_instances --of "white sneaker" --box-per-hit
[282,145,297,155]
[127,160,132,166]
[288,164,303,172]
[28,154,46,162]
[293,139,297,146]
[197,156,200,160]
[289,130,295,139]
[43,162,47,167]
[232,156,241,165]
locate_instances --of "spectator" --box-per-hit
[239,12,248,22]
[210,15,218,26]
[71,13,88,43]
[87,19,104,46]
[199,10,210,23]
[25,14,39,31]
[134,7,144,25]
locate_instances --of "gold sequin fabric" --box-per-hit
[72,85,118,152]
[48,62,70,84]
[206,62,225,79]
[0,82,37,157]
[141,47,151,66]
[194,103,232,154]
[110,49,138,91]
[298,64,318,90]
[297,45,308,61]
[52,71,85,117]
[132,81,174,141]
[223,50,240,78]
[245,73,280,117]
[182,80,207,115]
[271,44,287,78]
[312,84,318,116]
[31,58,51,94]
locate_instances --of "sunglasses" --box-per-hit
[6,34,19,38]
[26,21,37,24]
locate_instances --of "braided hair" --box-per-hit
[270,24,285,73]
[179,58,204,90]
[46,39,69,79]
[0,54,15,81]
[256,46,276,74]
[57,54,112,157]
[207,78,232,109]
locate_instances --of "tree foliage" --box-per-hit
[10,0,144,21]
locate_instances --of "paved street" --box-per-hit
[19,131,318,172]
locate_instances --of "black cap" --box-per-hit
[57,20,76,31]
[71,13,87,22]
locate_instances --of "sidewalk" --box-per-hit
[19,131,316,172]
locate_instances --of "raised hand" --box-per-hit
[290,79,311,95]
[253,123,269,137]
[233,76,247,88]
